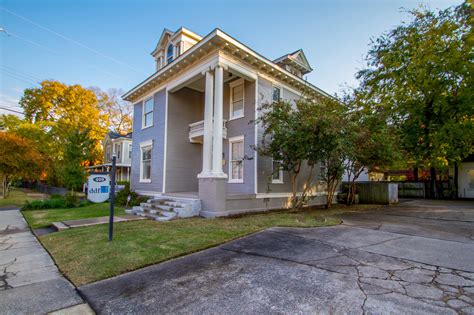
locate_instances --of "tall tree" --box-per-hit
[256,95,347,209]
[94,87,133,134]
[357,3,473,197]
[0,132,45,198]
[344,91,401,204]
[63,130,94,192]
[17,80,109,184]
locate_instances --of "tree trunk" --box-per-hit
[454,163,459,199]
[430,167,438,199]
[414,167,419,181]
[290,173,299,209]
[1,174,7,199]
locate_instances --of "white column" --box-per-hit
[211,65,227,177]
[198,70,214,177]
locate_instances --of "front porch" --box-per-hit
[164,58,258,217]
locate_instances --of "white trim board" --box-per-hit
[162,89,169,193]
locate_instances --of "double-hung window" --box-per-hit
[271,159,284,184]
[229,136,244,183]
[143,97,154,128]
[229,79,244,120]
[272,85,281,102]
[167,44,174,64]
[114,143,121,160]
[140,141,152,182]
[128,144,132,159]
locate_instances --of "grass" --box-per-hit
[0,188,46,207]
[37,204,380,286]
[22,203,125,229]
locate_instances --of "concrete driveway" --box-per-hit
[80,199,474,314]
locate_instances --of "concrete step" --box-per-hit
[52,222,69,231]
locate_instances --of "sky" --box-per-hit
[0,0,461,116]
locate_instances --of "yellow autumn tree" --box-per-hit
[12,80,110,185]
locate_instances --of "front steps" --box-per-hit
[125,196,201,221]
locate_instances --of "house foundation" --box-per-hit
[198,177,227,217]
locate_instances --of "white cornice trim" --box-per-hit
[123,28,331,102]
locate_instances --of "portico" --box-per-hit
[125,27,330,218]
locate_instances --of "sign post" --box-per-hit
[108,155,117,242]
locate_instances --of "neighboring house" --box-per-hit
[123,27,331,217]
[89,131,133,181]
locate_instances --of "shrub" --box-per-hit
[49,193,64,199]
[115,182,148,207]
[22,193,89,210]
[22,198,67,210]
[64,192,79,207]
[116,180,130,186]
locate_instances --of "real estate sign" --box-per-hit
[87,173,110,203]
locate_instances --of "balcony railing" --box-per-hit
[189,119,227,143]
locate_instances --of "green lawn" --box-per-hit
[22,203,125,229]
[0,188,46,207]
[37,204,380,286]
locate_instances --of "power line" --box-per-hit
[3,29,126,80]
[1,65,41,82]
[0,69,39,86]
[0,106,24,115]
[1,7,141,73]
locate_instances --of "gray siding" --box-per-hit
[256,76,322,194]
[166,88,204,192]
[223,79,256,194]
[130,89,166,193]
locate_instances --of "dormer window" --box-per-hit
[167,44,174,64]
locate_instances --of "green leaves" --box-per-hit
[357,3,473,170]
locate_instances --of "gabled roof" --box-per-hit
[150,28,175,57]
[273,49,313,74]
[150,27,202,57]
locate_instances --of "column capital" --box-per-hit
[210,62,228,72]
[200,66,212,76]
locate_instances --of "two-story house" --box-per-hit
[124,27,331,218]
[102,131,133,181]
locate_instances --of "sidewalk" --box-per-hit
[0,208,87,314]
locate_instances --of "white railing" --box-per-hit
[189,119,227,143]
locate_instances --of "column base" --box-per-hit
[198,177,227,217]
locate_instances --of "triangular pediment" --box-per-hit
[273,49,313,75]
[289,50,312,71]
[151,29,175,57]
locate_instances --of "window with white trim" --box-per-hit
[272,85,281,102]
[167,44,173,64]
[229,136,244,183]
[229,79,244,120]
[128,144,132,159]
[114,143,121,160]
[272,159,283,184]
[140,144,152,182]
[143,97,154,128]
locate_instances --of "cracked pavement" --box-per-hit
[0,209,84,314]
[80,199,474,314]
